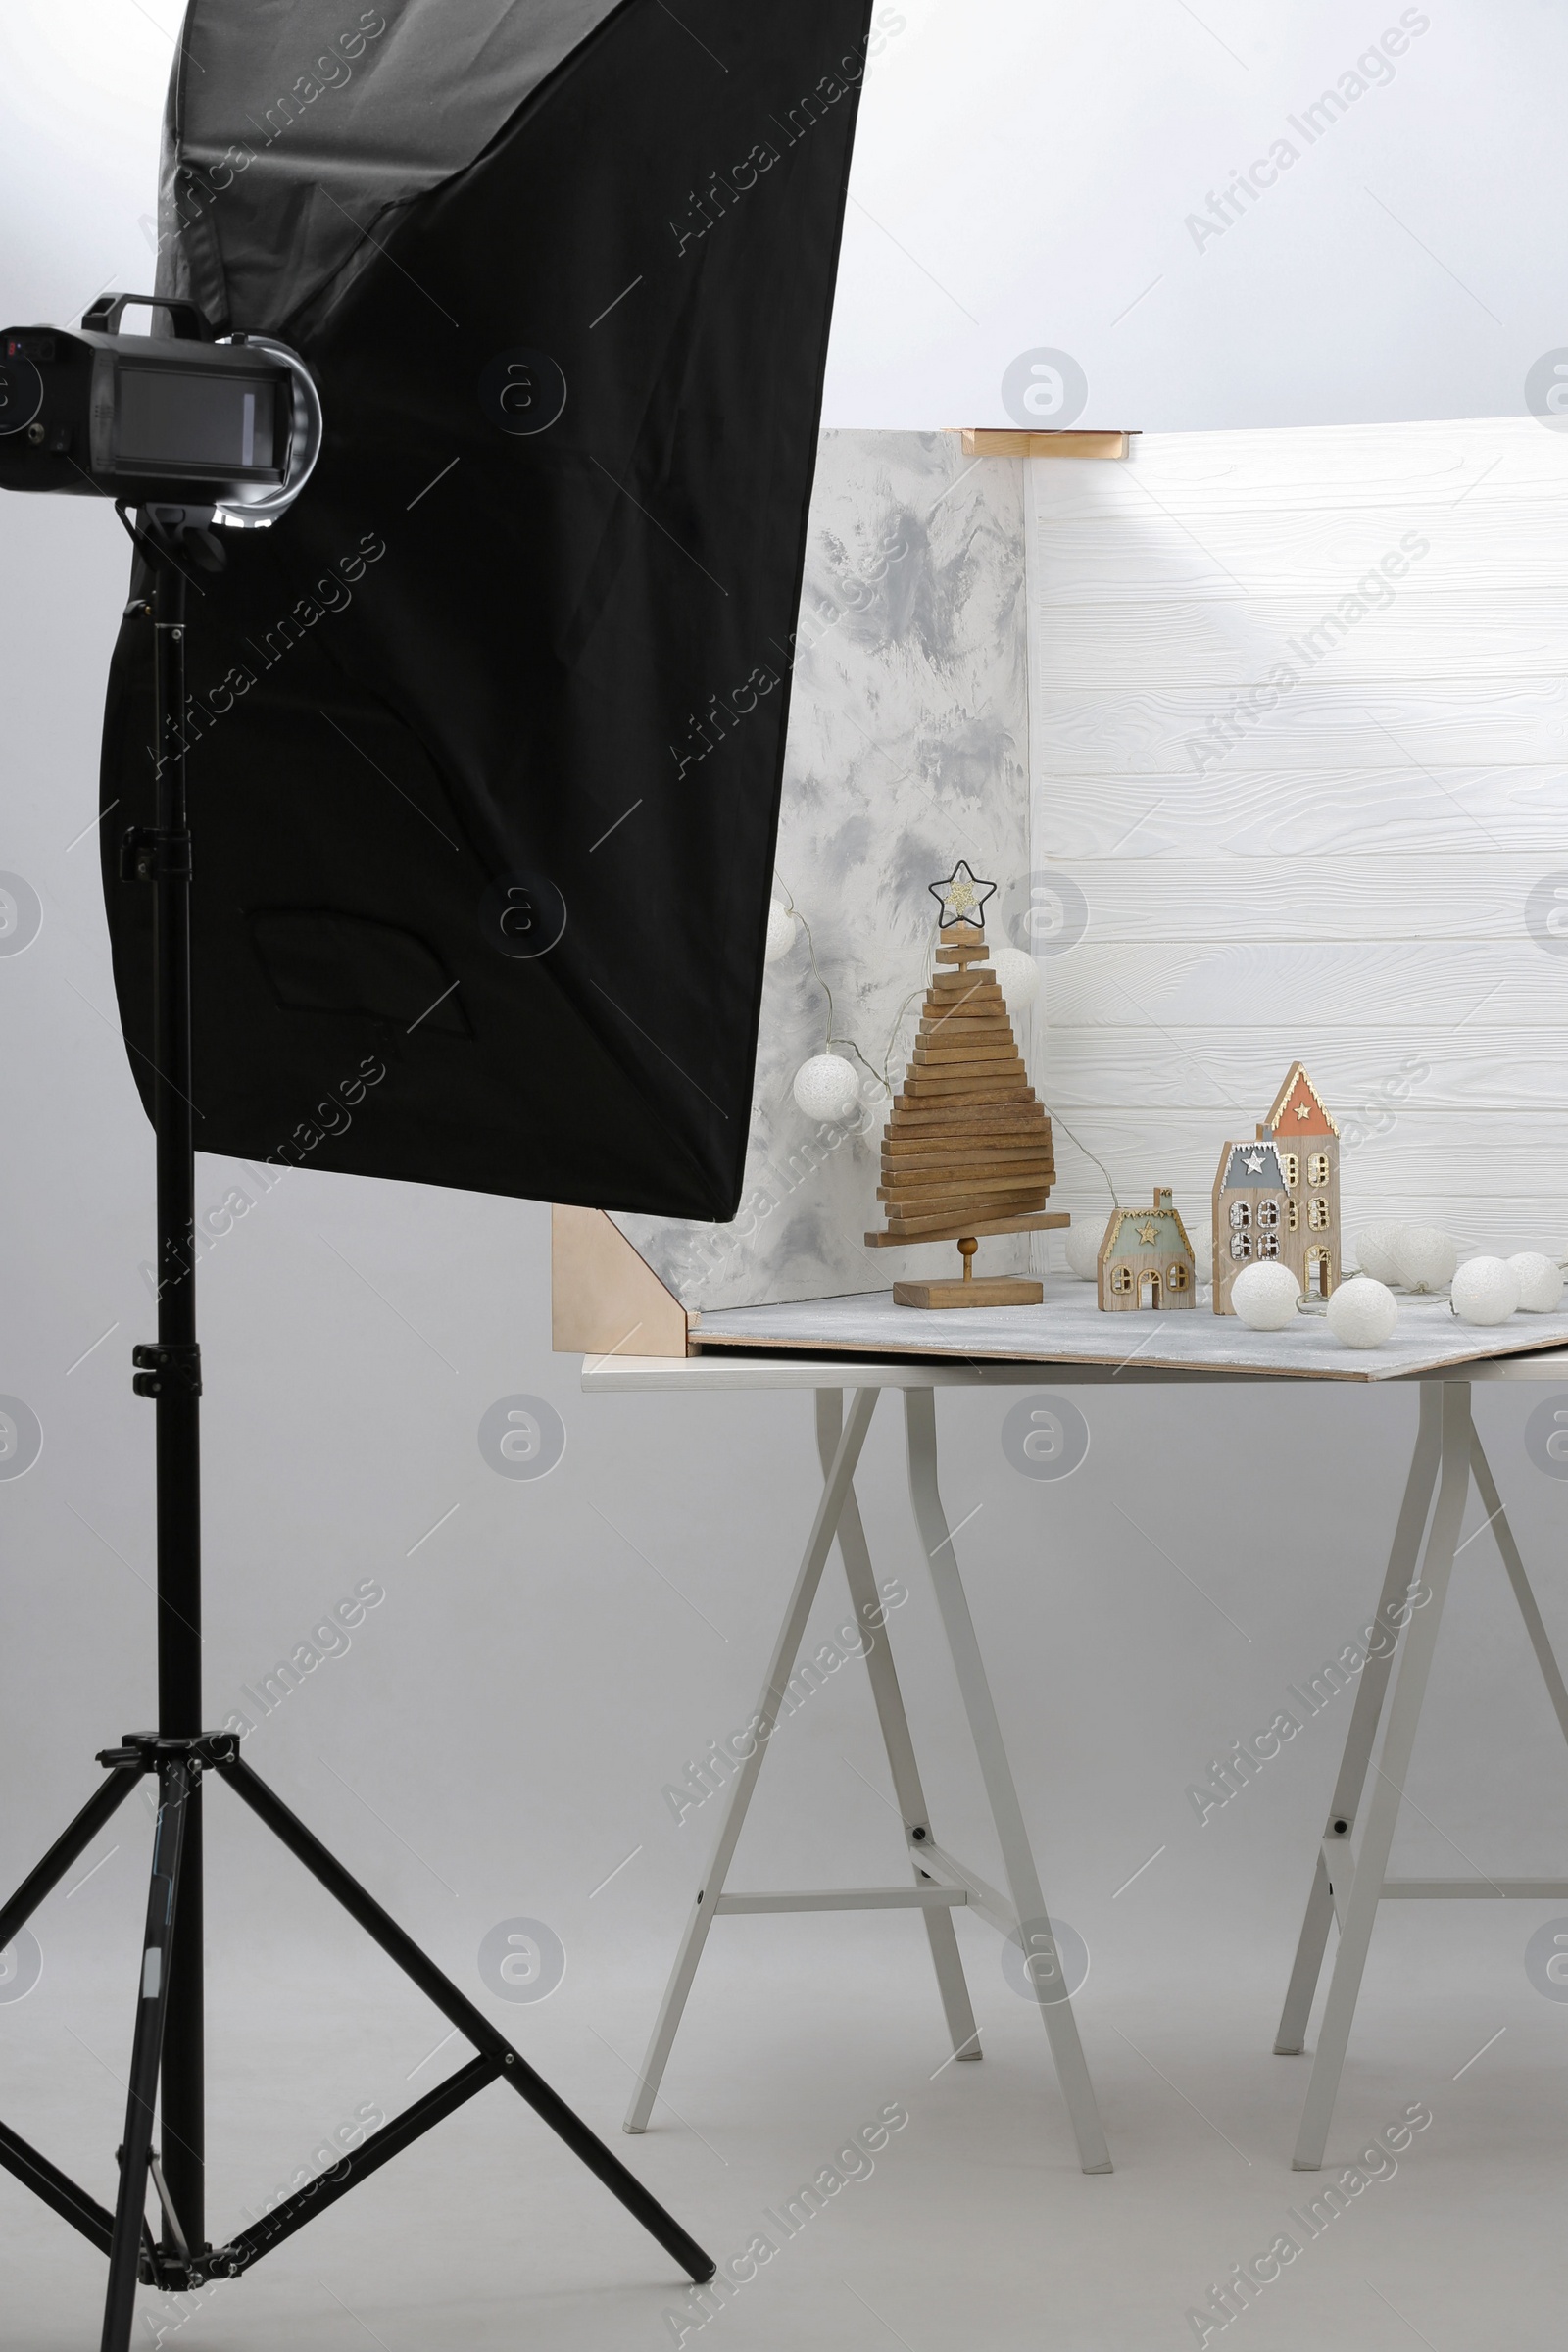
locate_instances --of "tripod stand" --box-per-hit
[0,510,714,2350]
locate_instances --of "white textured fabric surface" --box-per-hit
[690,1280,1568,1381]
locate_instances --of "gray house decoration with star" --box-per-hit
[1097,1188,1197,1312]
[1211,1062,1341,1316]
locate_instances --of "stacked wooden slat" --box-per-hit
[864,923,1057,1249]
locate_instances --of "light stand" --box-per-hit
[0,510,714,2351]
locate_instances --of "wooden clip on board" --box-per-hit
[960,427,1133,459]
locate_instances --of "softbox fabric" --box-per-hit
[101,0,874,1218]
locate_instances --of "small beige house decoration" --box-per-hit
[1211,1062,1341,1316]
[1097,1188,1197,1311]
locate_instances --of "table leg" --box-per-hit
[815,1391,981,2067]
[623,1388,881,2133]
[1470,1427,1568,1747]
[1292,1381,1472,2171]
[1274,1383,1443,2055]
[902,1389,1111,2174]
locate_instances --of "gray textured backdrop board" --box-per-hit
[612,428,1034,1311]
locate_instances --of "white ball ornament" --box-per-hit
[1192,1231,1213,1286]
[792,1053,859,1124]
[1063,1222,1103,1279]
[1393,1225,1457,1294]
[1326,1275,1399,1349]
[1355,1223,1406,1284]
[1508,1251,1564,1313]
[764,901,796,963]
[1231,1260,1301,1330]
[990,947,1040,1013]
[1450,1254,1519,1326]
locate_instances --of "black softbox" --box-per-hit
[100,0,873,1220]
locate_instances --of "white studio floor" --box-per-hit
[1,1917,1556,2351]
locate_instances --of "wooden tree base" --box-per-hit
[893,1275,1044,1310]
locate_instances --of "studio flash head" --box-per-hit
[0,292,321,525]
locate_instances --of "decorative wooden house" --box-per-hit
[1211,1062,1341,1316]
[865,874,1065,1308]
[1097,1188,1197,1311]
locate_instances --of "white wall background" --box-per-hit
[5,8,1568,2345]
[834,0,1568,431]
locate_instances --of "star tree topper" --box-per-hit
[928,860,998,929]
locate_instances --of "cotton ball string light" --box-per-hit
[1355,1223,1406,1284]
[1393,1225,1457,1294]
[990,947,1040,1013]
[1063,1220,1103,1279]
[1508,1252,1564,1313]
[1230,1260,1301,1331]
[1326,1275,1399,1349]
[1192,1231,1213,1286]
[764,901,797,963]
[791,1053,860,1124]
[1450,1255,1519,1326]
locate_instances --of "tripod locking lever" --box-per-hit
[132,1342,203,1399]
[119,825,193,883]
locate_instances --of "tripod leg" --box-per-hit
[1274,1384,1442,2054]
[815,1391,980,2064]
[101,1759,191,2352]
[156,1772,203,2259]
[214,1756,715,2284]
[0,1765,144,1953]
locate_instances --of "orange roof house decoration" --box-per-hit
[866,864,1066,1309]
[1098,1189,1197,1311]
[1212,1062,1341,1317]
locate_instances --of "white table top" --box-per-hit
[578,1281,1568,1390]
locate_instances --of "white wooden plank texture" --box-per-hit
[1027,417,1568,1260]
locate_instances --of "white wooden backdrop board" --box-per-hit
[1026,414,1568,1271]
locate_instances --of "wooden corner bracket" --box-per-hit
[550,1204,692,1358]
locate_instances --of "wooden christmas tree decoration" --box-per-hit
[865,867,1066,1308]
